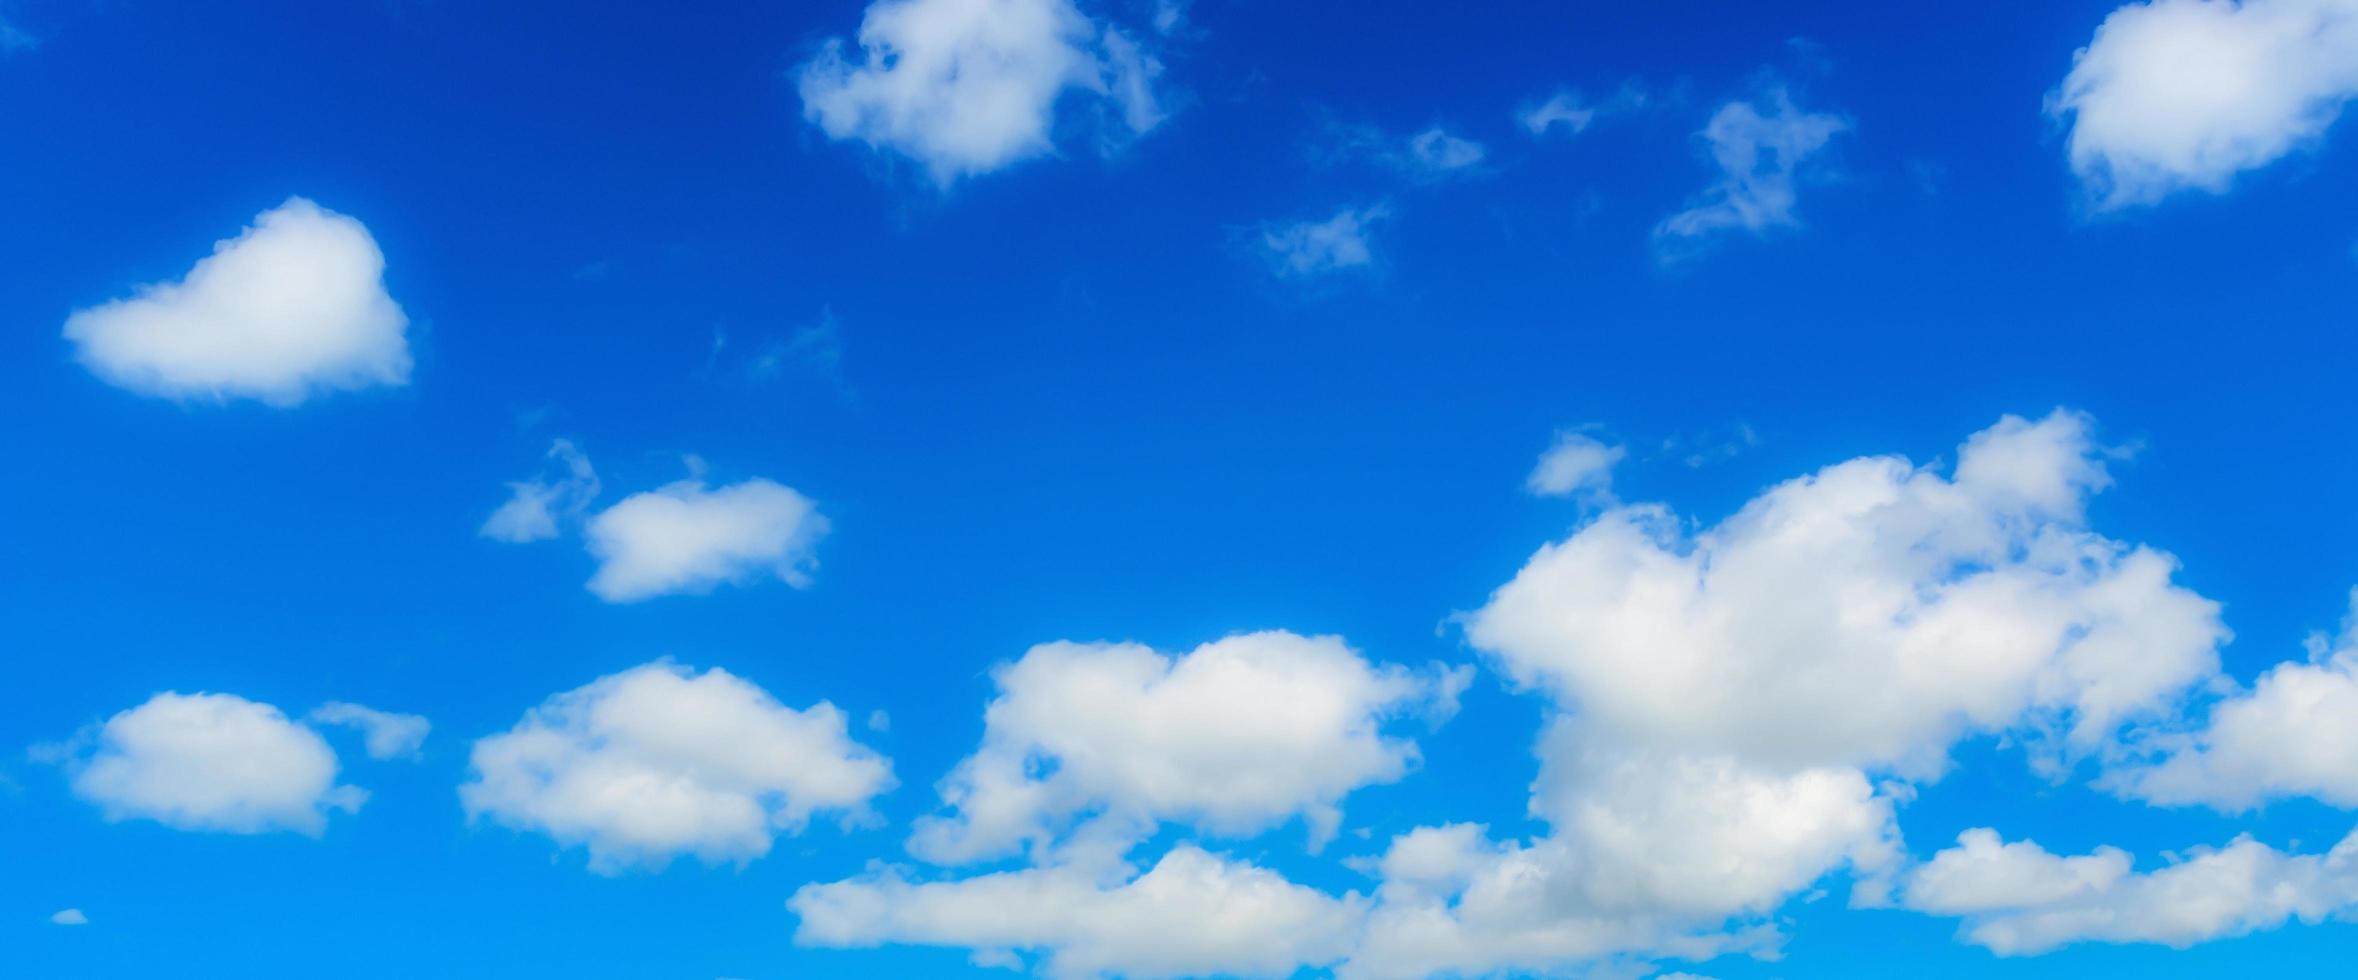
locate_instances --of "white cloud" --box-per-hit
[460,661,892,873]
[909,631,1464,863]
[2051,0,2358,209]
[1526,431,1625,500]
[2105,590,2358,809]
[1903,825,2358,954]
[791,844,1366,979]
[52,692,365,836]
[49,909,87,926]
[1654,88,1848,251]
[1337,731,1897,979]
[1520,85,1646,136]
[583,476,829,602]
[62,197,411,406]
[1261,205,1390,277]
[1466,410,2225,778]
[480,440,600,544]
[307,702,430,761]
[797,0,1166,185]
[1403,127,1487,174]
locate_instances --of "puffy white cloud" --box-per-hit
[49,909,88,926]
[1261,205,1389,277]
[460,661,892,873]
[62,198,411,406]
[1466,410,2226,778]
[1526,431,1625,500]
[52,692,364,836]
[1338,731,1898,979]
[307,702,430,761]
[2106,591,2358,809]
[479,440,600,544]
[910,631,1465,863]
[1654,88,1848,251]
[2051,0,2358,209]
[584,476,829,602]
[798,0,1165,185]
[791,844,1366,979]
[1903,825,2358,954]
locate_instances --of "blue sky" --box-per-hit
[6,0,2358,977]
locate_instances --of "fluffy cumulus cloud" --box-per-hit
[62,198,411,406]
[798,0,1166,185]
[793,631,1463,974]
[909,631,1466,863]
[792,844,1366,979]
[1654,88,1848,253]
[307,702,431,761]
[584,477,829,602]
[1904,825,2358,954]
[2052,0,2358,209]
[460,661,892,873]
[483,444,830,602]
[50,692,365,835]
[2106,591,2358,809]
[1525,430,1625,500]
[1260,204,1390,277]
[1339,409,2234,976]
[1467,410,2225,778]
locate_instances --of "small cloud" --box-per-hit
[1519,83,1647,136]
[1526,430,1625,501]
[1653,85,1849,259]
[1260,204,1390,277]
[480,440,601,544]
[50,909,87,926]
[308,702,430,761]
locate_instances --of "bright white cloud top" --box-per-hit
[1655,88,1848,252]
[2053,0,2358,209]
[62,197,411,406]
[460,661,893,873]
[908,631,1466,863]
[798,0,1164,184]
[53,692,367,836]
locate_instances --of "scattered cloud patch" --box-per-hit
[460,661,893,873]
[49,909,87,926]
[62,198,411,406]
[2052,0,2358,209]
[909,631,1465,863]
[1403,127,1487,175]
[307,702,430,761]
[483,445,829,602]
[793,844,1366,979]
[797,0,1167,185]
[45,692,365,836]
[1653,88,1849,255]
[480,440,600,544]
[584,476,829,602]
[1525,430,1625,501]
[1261,204,1390,277]
[1520,84,1647,136]
[2105,590,2358,809]
[1904,826,2358,954]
